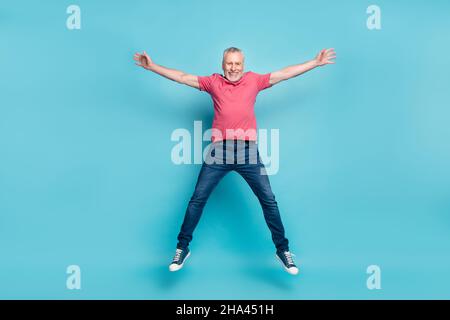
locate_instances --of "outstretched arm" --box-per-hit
[269,48,336,85]
[134,51,200,89]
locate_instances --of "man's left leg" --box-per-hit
[235,147,299,275]
[234,157,289,253]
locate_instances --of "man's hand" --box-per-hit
[134,51,153,70]
[314,48,336,67]
[133,51,200,89]
[269,48,337,85]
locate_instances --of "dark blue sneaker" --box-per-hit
[169,248,191,272]
[276,250,299,275]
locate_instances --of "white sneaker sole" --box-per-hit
[275,254,299,275]
[169,251,191,272]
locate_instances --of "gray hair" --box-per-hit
[222,47,245,64]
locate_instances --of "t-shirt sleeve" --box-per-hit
[198,74,215,93]
[255,72,273,91]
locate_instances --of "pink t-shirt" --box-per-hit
[198,71,273,142]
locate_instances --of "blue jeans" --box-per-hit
[176,140,289,252]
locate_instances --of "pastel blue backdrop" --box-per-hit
[1,0,449,299]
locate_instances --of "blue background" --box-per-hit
[1,0,450,299]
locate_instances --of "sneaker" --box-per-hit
[275,250,299,275]
[169,248,191,272]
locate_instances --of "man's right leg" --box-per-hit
[176,162,230,249]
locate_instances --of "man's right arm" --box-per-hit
[134,51,200,89]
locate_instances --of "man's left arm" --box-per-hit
[269,48,336,86]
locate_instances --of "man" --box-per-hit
[134,47,336,275]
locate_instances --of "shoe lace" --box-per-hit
[284,251,296,265]
[173,249,183,262]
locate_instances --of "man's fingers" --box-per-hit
[134,51,150,68]
[133,54,145,62]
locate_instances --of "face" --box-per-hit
[222,52,245,82]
